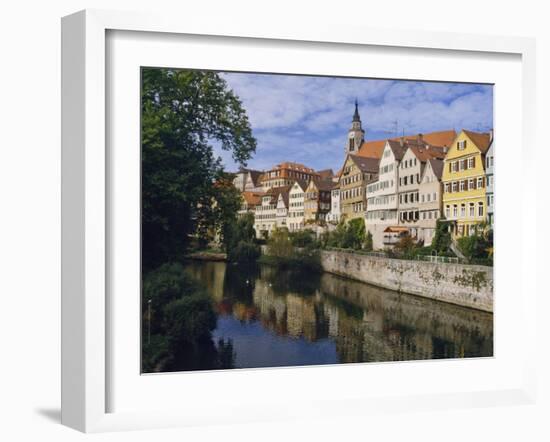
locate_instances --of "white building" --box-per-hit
[418,159,444,246]
[397,140,446,239]
[365,140,406,249]
[233,168,264,192]
[276,189,290,229]
[254,186,289,238]
[326,184,341,224]
[287,180,308,232]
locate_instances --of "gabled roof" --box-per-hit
[316,169,334,180]
[242,191,264,206]
[427,158,444,180]
[311,178,336,191]
[247,170,264,186]
[386,140,408,161]
[277,188,290,208]
[265,185,292,204]
[291,179,309,191]
[349,154,380,173]
[407,143,447,162]
[357,129,457,159]
[463,129,492,153]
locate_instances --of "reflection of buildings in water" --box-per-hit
[324,303,339,338]
[186,262,492,365]
[185,261,227,302]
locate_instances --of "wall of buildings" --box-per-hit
[319,250,493,312]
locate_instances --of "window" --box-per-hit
[469,203,475,217]
[458,140,467,150]
[460,204,466,217]
[421,194,425,203]
[460,180,465,192]
[469,178,475,190]
[477,177,484,188]
[445,206,450,218]
[453,205,458,217]
[427,193,431,202]
[478,202,484,217]
[468,157,475,169]
[445,183,451,193]
[433,192,436,201]
[452,182,458,192]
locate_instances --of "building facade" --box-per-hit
[276,189,290,229]
[417,159,444,246]
[441,130,493,237]
[485,140,494,226]
[254,186,289,238]
[339,154,379,222]
[326,184,341,224]
[397,139,446,239]
[287,180,308,232]
[365,140,406,249]
[260,162,318,191]
[233,168,264,192]
[304,179,334,225]
[238,191,264,218]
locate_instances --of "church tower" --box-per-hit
[345,99,365,155]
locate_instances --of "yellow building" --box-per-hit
[442,130,493,237]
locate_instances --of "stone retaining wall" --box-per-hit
[319,250,493,312]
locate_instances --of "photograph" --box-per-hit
[140,68,494,373]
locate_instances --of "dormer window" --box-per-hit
[457,140,467,150]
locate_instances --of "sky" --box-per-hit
[214,72,493,173]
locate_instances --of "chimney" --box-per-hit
[400,136,405,147]
[417,133,423,143]
[443,145,448,154]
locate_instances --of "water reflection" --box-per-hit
[183,261,493,370]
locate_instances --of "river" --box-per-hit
[173,261,493,371]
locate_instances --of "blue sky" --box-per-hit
[215,72,493,172]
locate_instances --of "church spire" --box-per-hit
[345,99,365,155]
[352,98,360,122]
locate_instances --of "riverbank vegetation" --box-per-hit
[258,227,322,272]
[141,262,235,372]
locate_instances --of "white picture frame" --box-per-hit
[61,9,537,433]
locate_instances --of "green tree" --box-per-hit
[364,231,373,252]
[141,68,256,270]
[289,229,316,248]
[432,220,452,254]
[342,218,366,249]
[225,212,260,263]
[266,227,293,258]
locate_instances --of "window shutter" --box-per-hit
[449,163,452,173]
[472,157,476,168]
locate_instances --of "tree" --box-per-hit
[432,219,452,254]
[364,231,373,252]
[141,69,256,270]
[342,218,366,249]
[225,212,260,263]
[266,228,293,258]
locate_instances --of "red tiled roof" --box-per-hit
[463,129,492,153]
[357,130,457,159]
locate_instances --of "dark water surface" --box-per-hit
[177,261,493,370]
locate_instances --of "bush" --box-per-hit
[266,227,293,258]
[324,218,366,250]
[227,240,261,263]
[364,231,373,252]
[289,229,316,248]
[141,262,219,372]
